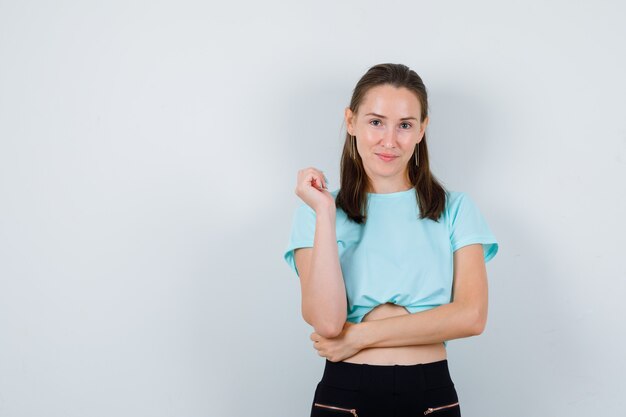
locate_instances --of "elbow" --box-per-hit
[469,307,487,336]
[319,313,348,338]
[316,323,344,339]
[303,311,346,339]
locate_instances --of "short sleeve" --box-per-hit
[447,191,499,262]
[283,202,317,277]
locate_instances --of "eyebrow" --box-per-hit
[364,112,419,121]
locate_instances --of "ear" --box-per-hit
[419,115,430,140]
[344,107,354,135]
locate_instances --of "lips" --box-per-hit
[376,153,399,162]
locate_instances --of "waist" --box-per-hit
[342,302,447,365]
[321,358,454,394]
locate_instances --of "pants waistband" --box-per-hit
[320,359,453,394]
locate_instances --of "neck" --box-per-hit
[366,181,413,194]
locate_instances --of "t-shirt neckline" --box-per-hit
[366,187,415,200]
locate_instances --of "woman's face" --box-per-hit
[345,84,428,191]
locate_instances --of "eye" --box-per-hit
[370,119,382,126]
[400,122,412,129]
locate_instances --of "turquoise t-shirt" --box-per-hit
[283,187,499,347]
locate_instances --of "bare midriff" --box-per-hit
[342,302,447,365]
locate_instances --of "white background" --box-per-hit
[1,1,625,416]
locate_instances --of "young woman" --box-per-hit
[283,63,499,417]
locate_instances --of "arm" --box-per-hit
[353,243,489,349]
[295,206,347,339]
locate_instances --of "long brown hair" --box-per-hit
[336,63,447,224]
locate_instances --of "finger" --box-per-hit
[300,169,327,191]
[317,173,329,190]
[307,168,326,188]
[311,177,324,190]
[297,168,320,184]
[318,170,329,189]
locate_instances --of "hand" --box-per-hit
[310,321,363,362]
[295,167,335,214]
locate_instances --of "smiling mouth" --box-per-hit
[376,153,399,161]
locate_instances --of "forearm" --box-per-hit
[302,207,347,337]
[354,302,482,349]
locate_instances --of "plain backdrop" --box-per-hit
[1,1,625,416]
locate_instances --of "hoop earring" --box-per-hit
[414,143,419,167]
[350,135,356,160]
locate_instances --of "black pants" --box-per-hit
[310,359,461,417]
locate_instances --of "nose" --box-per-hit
[382,126,397,148]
